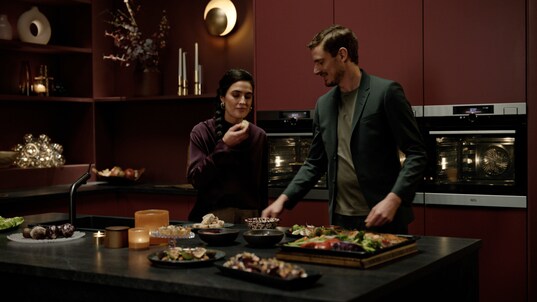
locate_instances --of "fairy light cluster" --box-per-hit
[12,134,65,168]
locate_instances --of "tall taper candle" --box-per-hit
[178,48,182,79]
[182,52,187,82]
[194,43,199,82]
[178,48,183,95]
[182,52,188,95]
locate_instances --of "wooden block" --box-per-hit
[276,242,418,269]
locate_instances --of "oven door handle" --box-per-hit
[429,130,516,135]
[266,132,313,137]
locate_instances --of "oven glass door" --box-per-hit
[424,129,525,196]
[267,134,327,189]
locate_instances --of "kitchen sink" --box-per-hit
[32,215,187,232]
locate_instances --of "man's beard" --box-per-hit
[324,69,344,87]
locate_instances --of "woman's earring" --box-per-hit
[250,106,253,111]
[220,102,225,109]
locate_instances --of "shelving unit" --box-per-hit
[0,0,94,190]
[0,0,254,191]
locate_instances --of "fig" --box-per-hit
[30,226,47,239]
[22,227,32,238]
[59,223,75,238]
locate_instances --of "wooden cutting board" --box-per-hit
[276,242,418,269]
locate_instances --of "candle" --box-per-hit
[198,64,202,85]
[135,209,169,245]
[93,230,105,246]
[194,42,199,83]
[182,52,187,82]
[34,83,46,94]
[178,48,182,79]
[128,227,150,250]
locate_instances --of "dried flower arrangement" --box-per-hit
[103,0,170,72]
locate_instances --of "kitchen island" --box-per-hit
[0,213,481,302]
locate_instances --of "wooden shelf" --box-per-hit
[0,40,92,55]
[94,94,215,103]
[0,95,93,103]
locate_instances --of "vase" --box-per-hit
[0,14,13,40]
[134,70,162,96]
[17,6,51,45]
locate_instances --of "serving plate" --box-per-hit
[280,235,418,259]
[182,223,234,232]
[147,249,225,268]
[215,264,322,289]
[149,231,195,239]
[7,231,85,243]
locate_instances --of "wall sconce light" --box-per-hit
[204,0,237,36]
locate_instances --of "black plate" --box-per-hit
[148,249,225,268]
[279,235,418,259]
[215,264,322,289]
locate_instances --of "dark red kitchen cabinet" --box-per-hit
[254,0,333,111]
[425,206,527,302]
[423,0,526,105]
[335,0,424,107]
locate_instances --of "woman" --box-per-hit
[187,69,268,224]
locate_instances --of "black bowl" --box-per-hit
[243,229,284,247]
[197,228,240,246]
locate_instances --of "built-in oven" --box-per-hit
[419,103,527,208]
[257,110,328,200]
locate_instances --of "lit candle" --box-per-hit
[93,230,105,246]
[128,227,150,250]
[34,83,46,94]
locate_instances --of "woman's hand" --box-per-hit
[222,121,249,147]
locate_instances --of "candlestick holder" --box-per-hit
[182,79,188,96]
[177,75,183,96]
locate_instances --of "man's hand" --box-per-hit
[262,195,288,218]
[365,192,401,228]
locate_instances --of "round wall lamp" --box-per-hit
[204,0,237,36]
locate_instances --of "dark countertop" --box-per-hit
[0,213,481,302]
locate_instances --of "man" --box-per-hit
[262,25,427,234]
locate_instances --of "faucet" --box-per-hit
[69,164,92,225]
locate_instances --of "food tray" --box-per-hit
[215,263,322,289]
[276,235,419,269]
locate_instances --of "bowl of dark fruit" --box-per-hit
[197,228,240,246]
[242,229,284,247]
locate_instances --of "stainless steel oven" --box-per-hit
[419,103,527,208]
[257,110,328,200]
